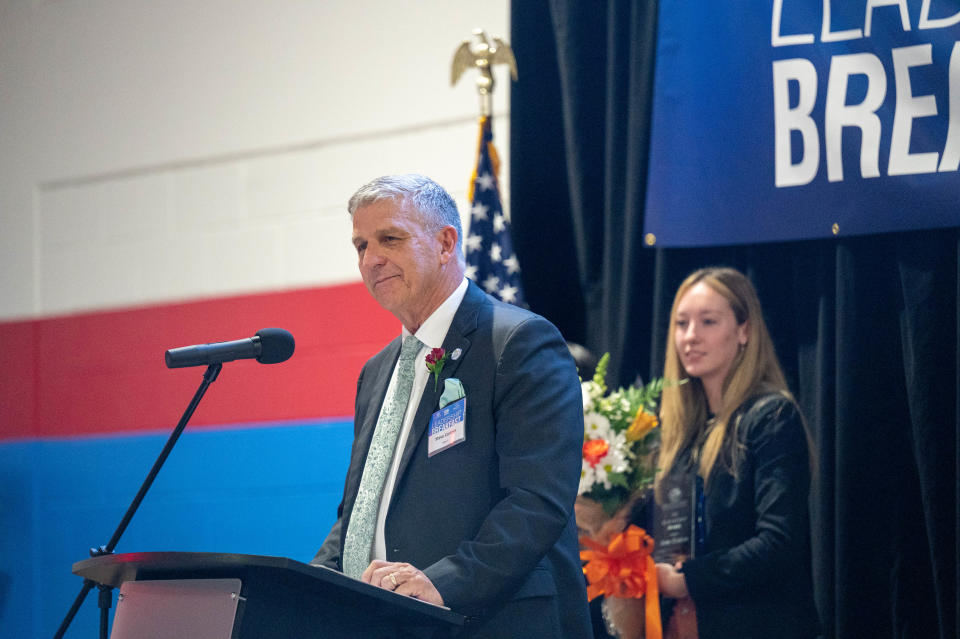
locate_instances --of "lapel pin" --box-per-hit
[451,348,462,361]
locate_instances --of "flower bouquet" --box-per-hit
[577,353,666,639]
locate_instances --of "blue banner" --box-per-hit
[644,1,960,247]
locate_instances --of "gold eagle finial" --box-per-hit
[451,29,518,116]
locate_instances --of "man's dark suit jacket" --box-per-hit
[313,281,591,638]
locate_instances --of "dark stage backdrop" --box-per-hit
[510,2,958,639]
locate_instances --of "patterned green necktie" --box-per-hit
[342,335,423,578]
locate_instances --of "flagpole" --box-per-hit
[451,29,525,307]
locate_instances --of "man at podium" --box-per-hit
[312,174,591,638]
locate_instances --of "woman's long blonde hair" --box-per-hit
[655,267,790,497]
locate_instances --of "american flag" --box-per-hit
[464,117,525,306]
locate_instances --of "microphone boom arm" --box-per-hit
[54,363,223,639]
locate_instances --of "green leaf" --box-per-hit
[606,471,630,489]
[592,353,610,394]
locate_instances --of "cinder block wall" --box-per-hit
[0,2,510,635]
[1,0,510,320]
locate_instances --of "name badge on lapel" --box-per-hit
[428,397,466,457]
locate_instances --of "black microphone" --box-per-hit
[165,328,295,368]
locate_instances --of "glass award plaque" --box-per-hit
[653,473,698,564]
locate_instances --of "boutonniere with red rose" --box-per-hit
[425,347,449,391]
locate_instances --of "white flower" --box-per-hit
[578,411,629,495]
[581,380,604,413]
[584,411,611,437]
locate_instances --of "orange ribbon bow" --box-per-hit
[581,524,662,639]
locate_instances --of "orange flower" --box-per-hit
[626,409,658,442]
[582,438,610,466]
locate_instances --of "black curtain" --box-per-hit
[510,2,958,638]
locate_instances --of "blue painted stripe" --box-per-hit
[0,419,354,637]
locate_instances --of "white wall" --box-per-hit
[0,0,510,320]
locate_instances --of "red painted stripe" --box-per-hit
[0,283,397,440]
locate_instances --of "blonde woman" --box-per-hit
[655,267,818,639]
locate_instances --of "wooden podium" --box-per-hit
[73,552,465,638]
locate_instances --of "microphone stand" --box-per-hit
[54,363,223,639]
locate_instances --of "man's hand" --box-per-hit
[361,560,445,606]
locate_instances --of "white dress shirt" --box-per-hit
[372,277,469,560]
